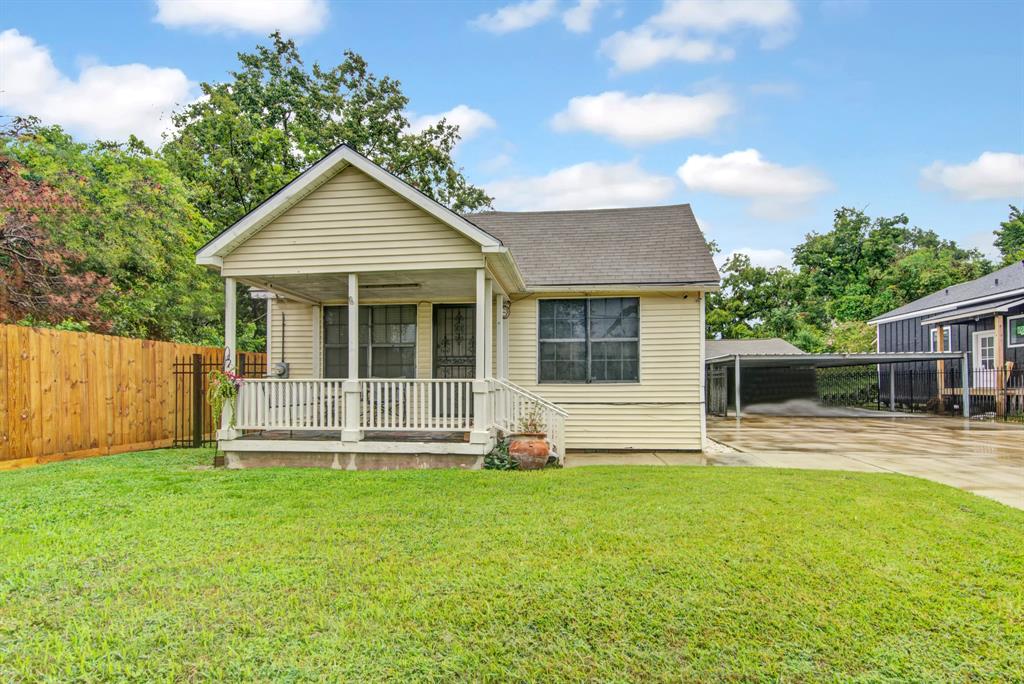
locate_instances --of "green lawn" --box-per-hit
[1,450,1021,682]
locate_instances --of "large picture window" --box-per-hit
[323,304,416,378]
[538,298,639,383]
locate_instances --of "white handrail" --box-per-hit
[489,378,568,456]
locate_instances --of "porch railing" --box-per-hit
[232,377,572,449]
[360,379,473,431]
[235,379,346,431]
[233,378,477,433]
[489,378,569,456]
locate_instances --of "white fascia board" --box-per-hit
[195,145,501,265]
[869,287,1024,326]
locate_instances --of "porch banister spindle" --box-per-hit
[342,273,362,443]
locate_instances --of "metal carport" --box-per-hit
[705,351,970,417]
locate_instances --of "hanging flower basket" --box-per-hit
[207,369,244,428]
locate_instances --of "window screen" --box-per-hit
[538,298,639,383]
[323,305,415,378]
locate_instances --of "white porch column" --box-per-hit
[219,277,238,439]
[471,268,491,444]
[484,276,494,378]
[496,294,508,379]
[342,273,362,443]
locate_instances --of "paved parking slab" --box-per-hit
[707,415,1024,509]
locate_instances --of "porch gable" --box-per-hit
[220,165,486,276]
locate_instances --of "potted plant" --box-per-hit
[508,402,549,470]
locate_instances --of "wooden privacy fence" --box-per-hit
[0,324,265,470]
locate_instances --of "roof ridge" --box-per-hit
[462,203,692,216]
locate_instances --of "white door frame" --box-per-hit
[972,330,997,387]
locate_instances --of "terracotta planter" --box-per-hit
[508,432,549,470]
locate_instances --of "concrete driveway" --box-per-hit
[706,415,1024,509]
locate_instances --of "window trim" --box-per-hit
[1008,314,1024,348]
[929,326,953,352]
[322,304,418,378]
[536,297,641,385]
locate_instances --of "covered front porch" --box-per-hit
[217,267,567,468]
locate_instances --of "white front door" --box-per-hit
[973,331,996,386]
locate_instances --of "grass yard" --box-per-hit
[1,450,1022,682]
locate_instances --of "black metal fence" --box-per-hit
[173,352,265,448]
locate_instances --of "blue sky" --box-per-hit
[2,0,1022,267]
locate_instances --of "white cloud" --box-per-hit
[471,0,556,34]
[600,28,733,72]
[718,247,792,269]
[551,90,733,144]
[600,0,798,72]
[407,105,496,144]
[154,0,328,35]
[563,0,601,33]
[678,148,831,219]
[0,29,194,146]
[649,0,798,48]
[921,152,1024,201]
[488,161,676,211]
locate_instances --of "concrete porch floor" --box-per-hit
[565,415,1024,510]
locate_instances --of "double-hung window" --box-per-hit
[929,327,952,352]
[323,304,416,378]
[538,298,639,383]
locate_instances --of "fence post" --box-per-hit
[962,352,970,418]
[191,353,203,448]
[889,366,896,412]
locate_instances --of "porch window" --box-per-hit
[538,298,639,383]
[323,304,416,378]
[929,327,952,352]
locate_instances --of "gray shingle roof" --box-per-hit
[463,204,720,288]
[706,338,805,358]
[870,261,1024,323]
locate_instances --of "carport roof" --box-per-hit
[705,351,965,368]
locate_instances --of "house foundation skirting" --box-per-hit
[219,436,494,470]
[223,449,484,470]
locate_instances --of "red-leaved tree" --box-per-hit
[0,154,110,328]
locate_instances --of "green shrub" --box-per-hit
[483,439,517,470]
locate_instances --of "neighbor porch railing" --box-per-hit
[489,378,569,456]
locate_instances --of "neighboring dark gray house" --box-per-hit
[870,261,1024,415]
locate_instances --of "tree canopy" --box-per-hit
[162,33,491,232]
[0,119,227,343]
[994,205,1024,265]
[708,208,994,352]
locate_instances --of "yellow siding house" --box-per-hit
[196,145,720,469]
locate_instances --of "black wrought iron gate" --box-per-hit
[173,352,263,448]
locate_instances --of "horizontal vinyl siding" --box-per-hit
[222,166,484,275]
[268,300,316,378]
[507,293,702,451]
